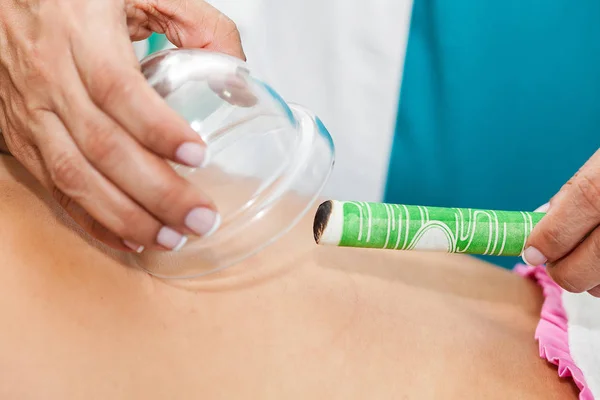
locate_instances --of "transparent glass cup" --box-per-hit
[131,49,335,279]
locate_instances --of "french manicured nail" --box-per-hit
[123,240,144,253]
[184,208,221,237]
[522,246,547,266]
[175,142,206,167]
[534,203,550,213]
[157,227,188,251]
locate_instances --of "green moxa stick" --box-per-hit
[313,200,545,256]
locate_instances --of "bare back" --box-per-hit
[0,155,577,399]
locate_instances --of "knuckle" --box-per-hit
[142,119,169,150]
[48,152,86,193]
[548,265,585,293]
[221,15,239,36]
[116,205,149,239]
[536,225,564,260]
[574,173,600,215]
[90,66,135,107]
[24,48,53,86]
[154,179,190,217]
[83,120,120,162]
[219,16,242,43]
[214,15,244,59]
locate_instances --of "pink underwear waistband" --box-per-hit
[514,264,593,400]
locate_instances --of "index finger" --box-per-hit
[73,34,207,168]
[525,148,600,264]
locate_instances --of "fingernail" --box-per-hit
[157,227,188,251]
[123,240,145,253]
[522,246,547,266]
[184,208,221,237]
[175,142,206,167]
[534,203,550,213]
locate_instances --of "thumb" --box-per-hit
[523,149,600,267]
[127,0,245,60]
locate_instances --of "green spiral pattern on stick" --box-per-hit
[337,202,544,256]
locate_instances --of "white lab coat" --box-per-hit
[208,0,413,201]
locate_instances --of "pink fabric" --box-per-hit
[514,264,594,400]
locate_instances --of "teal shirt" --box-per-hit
[385,1,600,268]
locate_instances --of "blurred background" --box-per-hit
[133,2,600,270]
[136,0,414,202]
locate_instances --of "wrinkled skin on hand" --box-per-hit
[0,0,244,251]
[525,148,600,297]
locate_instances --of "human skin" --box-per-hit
[0,0,244,253]
[0,154,578,399]
[524,148,600,297]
